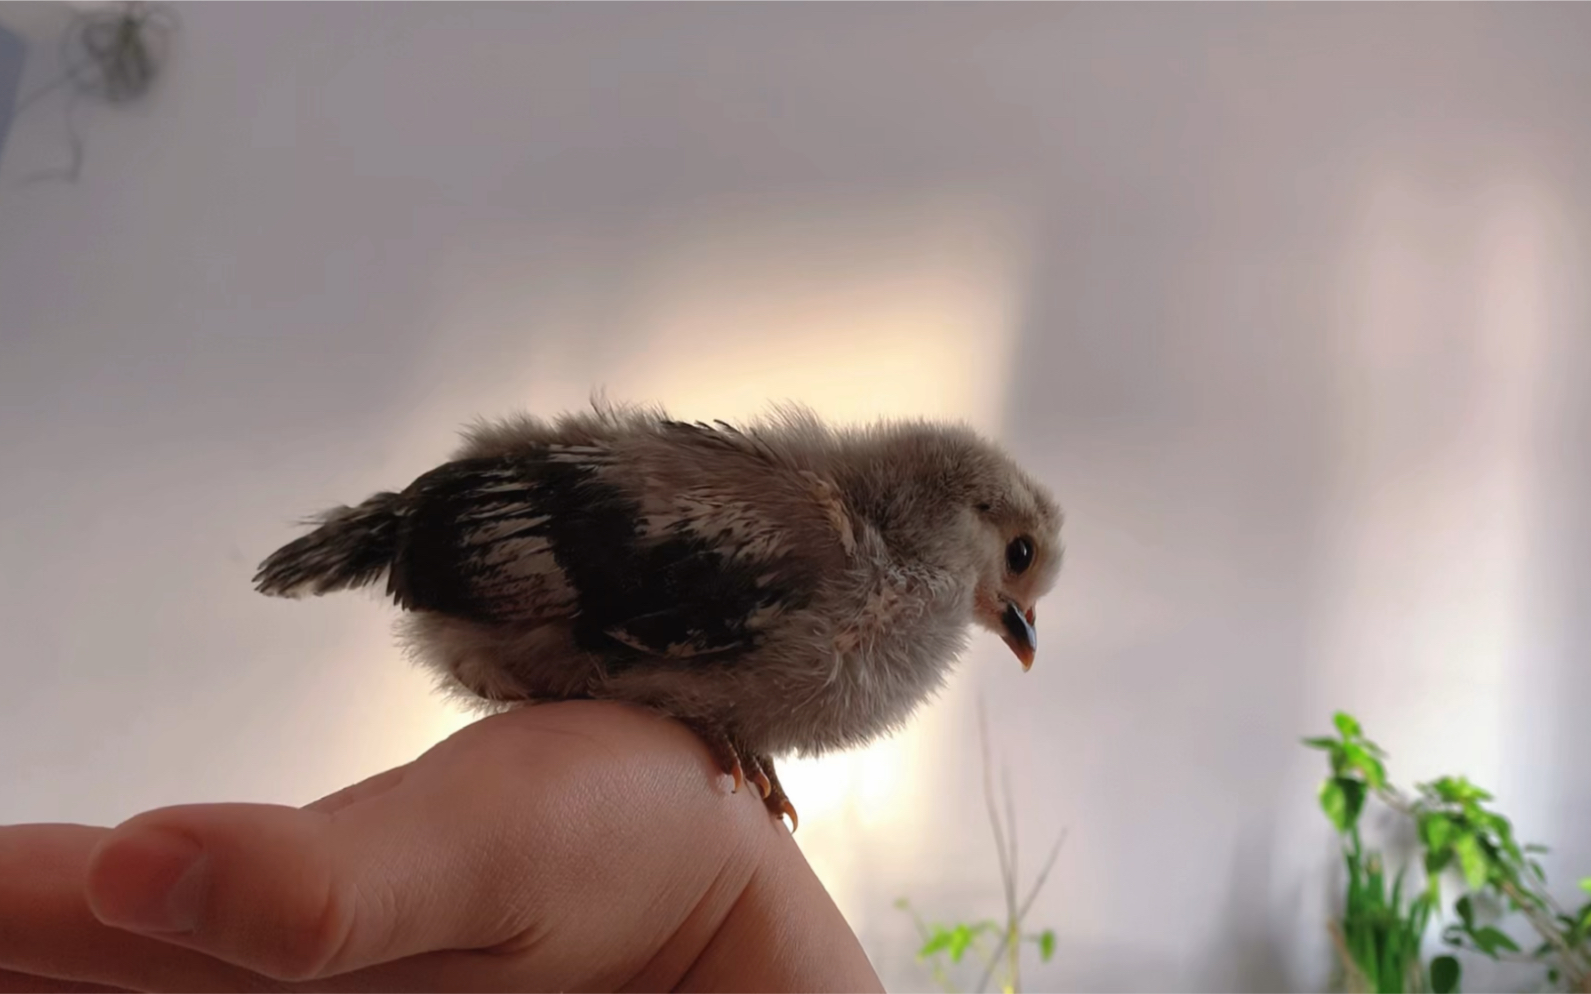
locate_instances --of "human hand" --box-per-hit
[0,701,884,992]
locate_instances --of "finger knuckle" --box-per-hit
[267,876,362,981]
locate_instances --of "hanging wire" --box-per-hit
[10,1,178,185]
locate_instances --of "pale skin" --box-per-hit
[0,701,885,993]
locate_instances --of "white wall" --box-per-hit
[2,4,1589,990]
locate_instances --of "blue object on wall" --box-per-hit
[0,23,24,168]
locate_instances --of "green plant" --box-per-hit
[896,703,1063,994]
[1306,712,1591,994]
[1329,828,1441,993]
[895,902,1058,994]
[1308,713,1447,993]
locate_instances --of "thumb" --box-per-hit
[79,704,768,986]
[82,795,533,982]
[79,696,763,986]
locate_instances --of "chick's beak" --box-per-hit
[1000,602,1037,671]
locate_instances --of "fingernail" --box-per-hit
[88,827,210,934]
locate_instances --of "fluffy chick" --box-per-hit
[254,401,1064,828]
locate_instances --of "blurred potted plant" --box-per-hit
[1306,712,1591,994]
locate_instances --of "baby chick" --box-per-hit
[254,401,1063,828]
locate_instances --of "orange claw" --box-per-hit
[726,756,745,794]
[779,798,799,833]
[749,767,773,799]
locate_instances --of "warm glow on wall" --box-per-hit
[378,191,1035,908]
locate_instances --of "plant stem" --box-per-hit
[977,701,1020,994]
[976,830,1067,994]
[1003,766,1021,993]
[1328,920,1370,994]
[1501,879,1574,961]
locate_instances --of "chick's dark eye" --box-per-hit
[1006,536,1035,575]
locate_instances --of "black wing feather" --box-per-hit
[388,448,816,668]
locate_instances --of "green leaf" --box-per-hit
[1302,736,1339,750]
[1454,833,1489,890]
[1320,777,1367,833]
[1580,877,1591,894]
[1430,955,1461,994]
[1455,895,1475,929]
[947,924,973,963]
[1429,776,1494,805]
[1343,742,1387,788]
[919,928,953,959]
[1468,812,1520,865]
[1334,712,1362,739]
[1421,814,1455,853]
[1409,892,1434,936]
[1572,906,1591,946]
[1426,846,1453,876]
[1320,779,1348,831]
[1470,926,1520,956]
[1038,929,1056,963]
[1461,777,1494,802]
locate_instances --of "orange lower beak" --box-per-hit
[1000,602,1037,671]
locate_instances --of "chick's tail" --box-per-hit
[253,491,406,598]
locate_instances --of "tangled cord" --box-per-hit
[11,1,178,184]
